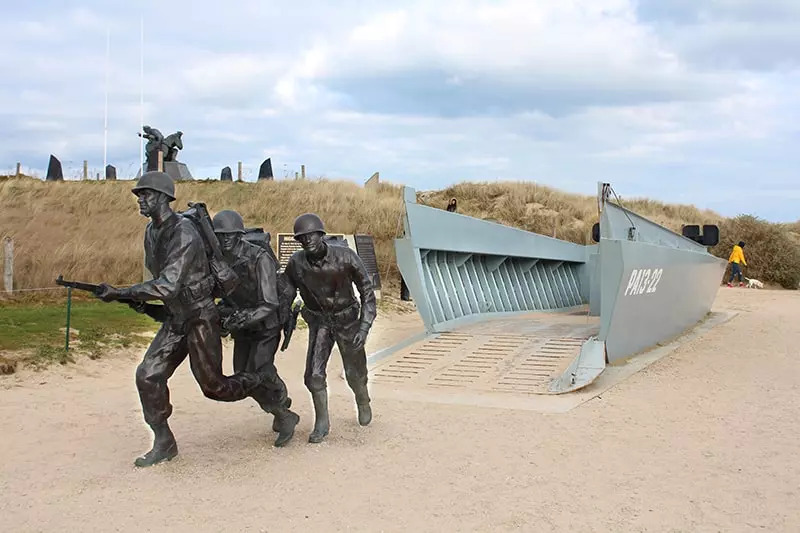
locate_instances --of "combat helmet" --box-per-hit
[212,210,246,234]
[293,213,326,238]
[131,171,176,201]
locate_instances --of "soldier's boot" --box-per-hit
[308,390,330,444]
[354,386,372,426]
[272,408,300,448]
[272,397,292,433]
[135,422,178,468]
[357,402,372,426]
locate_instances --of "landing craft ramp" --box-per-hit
[373,182,728,400]
[370,309,598,396]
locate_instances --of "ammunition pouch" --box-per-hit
[177,275,216,307]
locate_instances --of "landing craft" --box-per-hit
[370,182,727,396]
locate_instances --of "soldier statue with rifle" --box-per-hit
[212,209,300,447]
[81,170,268,467]
[281,213,377,443]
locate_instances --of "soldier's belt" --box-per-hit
[301,302,359,326]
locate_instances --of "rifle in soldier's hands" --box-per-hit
[216,302,234,337]
[183,202,239,296]
[55,275,166,322]
[221,310,249,333]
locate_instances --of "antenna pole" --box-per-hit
[139,15,144,176]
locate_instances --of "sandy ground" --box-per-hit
[1,288,799,532]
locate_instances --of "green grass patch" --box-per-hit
[25,345,75,370]
[0,300,157,368]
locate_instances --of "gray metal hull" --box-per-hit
[389,183,727,393]
[599,238,726,363]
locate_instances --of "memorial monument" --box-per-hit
[46,154,63,181]
[258,158,274,180]
[137,125,193,181]
[91,171,267,466]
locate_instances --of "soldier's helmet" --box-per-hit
[213,210,246,234]
[131,171,176,201]
[293,213,326,238]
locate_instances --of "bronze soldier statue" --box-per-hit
[282,213,377,443]
[138,125,166,171]
[212,209,300,447]
[95,171,265,467]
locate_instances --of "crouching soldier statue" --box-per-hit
[212,209,300,447]
[94,171,265,467]
[282,213,377,443]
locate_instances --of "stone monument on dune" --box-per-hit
[258,158,273,180]
[136,125,193,181]
[46,154,63,181]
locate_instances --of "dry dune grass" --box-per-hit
[0,175,793,291]
[420,181,722,244]
[0,176,407,290]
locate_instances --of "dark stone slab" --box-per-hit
[46,155,63,181]
[105,164,117,181]
[220,166,233,181]
[258,158,273,180]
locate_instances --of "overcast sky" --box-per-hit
[2,1,798,221]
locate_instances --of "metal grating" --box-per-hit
[370,312,600,396]
[419,251,583,326]
[492,337,586,393]
[372,333,472,383]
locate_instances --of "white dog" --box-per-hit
[745,277,764,289]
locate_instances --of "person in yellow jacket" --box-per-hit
[727,241,747,287]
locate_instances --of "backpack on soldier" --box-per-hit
[177,202,239,296]
[242,228,280,268]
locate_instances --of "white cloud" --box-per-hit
[1,0,799,221]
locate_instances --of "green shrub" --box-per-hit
[711,215,800,289]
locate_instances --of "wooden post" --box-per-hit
[295,171,299,179]
[157,151,164,172]
[15,162,21,176]
[83,160,89,180]
[3,237,12,294]
[301,165,306,179]
[96,172,100,180]
[237,161,243,181]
